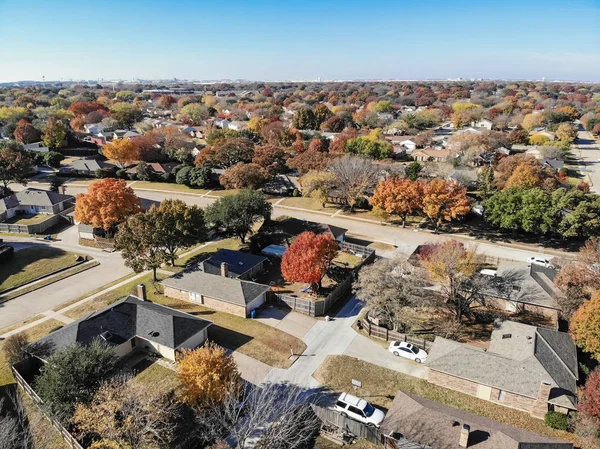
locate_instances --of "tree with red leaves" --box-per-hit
[13,119,40,144]
[580,368,600,426]
[68,101,107,116]
[281,232,338,293]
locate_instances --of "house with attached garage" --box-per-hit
[0,188,74,222]
[426,320,578,418]
[26,293,212,362]
[381,390,573,449]
[161,268,270,318]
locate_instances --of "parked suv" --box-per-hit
[334,393,385,427]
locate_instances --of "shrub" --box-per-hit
[544,411,570,430]
[115,169,128,179]
[293,188,300,197]
[3,333,28,365]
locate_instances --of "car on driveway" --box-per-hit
[334,392,385,427]
[527,256,551,268]
[388,341,428,363]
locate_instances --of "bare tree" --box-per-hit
[353,257,431,331]
[327,156,380,211]
[196,382,322,449]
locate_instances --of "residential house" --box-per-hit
[22,142,49,153]
[388,136,417,153]
[426,320,578,418]
[448,169,478,187]
[381,391,573,449]
[473,118,493,130]
[201,249,268,281]
[543,158,565,172]
[411,148,450,162]
[26,294,212,362]
[162,269,270,318]
[258,217,347,247]
[477,261,562,325]
[60,159,115,176]
[530,130,556,141]
[0,188,74,223]
[455,127,483,135]
[228,121,248,131]
[215,118,231,129]
[125,162,176,177]
[112,130,139,140]
[181,126,203,138]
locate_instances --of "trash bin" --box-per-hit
[357,319,362,330]
[250,309,256,319]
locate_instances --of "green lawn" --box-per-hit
[0,246,81,292]
[208,189,241,197]
[132,181,209,195]
[4,214,51,225]
[314,355,577,445]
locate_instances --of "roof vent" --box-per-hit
[502,333,512,339]
[149,331,160,338]
[100,331,113,341]
[238,261,244,265]
[526,335,532,340]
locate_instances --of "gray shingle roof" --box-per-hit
[161,270,270,306]
[382,391,573,449]
[27,296,211,360]
[426,321,577,409]
[0,188,74,213]
[202,249,267,278]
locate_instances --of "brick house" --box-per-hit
[426,321,577,418]
[161,267,270,318]
[474,261,562,326]
[411,148,450,162]
[26,294,212,362]
[381,391,573,449]
[201,249,268,281]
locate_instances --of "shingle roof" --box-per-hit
[161,270,270,306]
[259,217,347,245]
[382,391,573,449]
[202,249,267,278]
[0,188,74,213]
[27,296,211,360]
[426,321,577,409]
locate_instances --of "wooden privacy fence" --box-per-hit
[363,319,433,351]
[312,405,383,446]
[12,364,84,449]
[271,243,376,317]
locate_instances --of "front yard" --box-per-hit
[0,246,82,292]
[314,355,577,445]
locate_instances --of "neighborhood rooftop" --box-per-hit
[26,296,212,360]
[0,188,73,213]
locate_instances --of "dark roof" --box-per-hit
[259,217,346,246]
[202,249,267,278]
[544,159,565,171]
[382,391,573,449]
[63,159,113,172]
[27,296,211,360]
[0,188,74,213]
[426,321,577,410]
[161,270,270,306]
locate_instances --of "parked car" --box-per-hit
[527,256,551,267]
[334,393,385,427]
[388,341,428,363]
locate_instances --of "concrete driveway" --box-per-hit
[230,351,272,385]
[255,305,318,340]
[343,334,428,379]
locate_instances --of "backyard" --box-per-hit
[314,355,578,446]
[0,246,82,292]
[4,214,51,225]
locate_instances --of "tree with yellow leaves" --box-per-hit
[504,163,544,190]
[177,342,241,406]
[102,137,140,167]
[521,112,545,132]
[418,240,483,322]
[422,179,471,232]
[570,291,600,361]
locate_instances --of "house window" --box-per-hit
[498,390,506,401]
[131,339,136,348]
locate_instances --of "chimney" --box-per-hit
[531,381,552,418]
[136,284,147,301]
[459,424,470,448]
[220,262,229,277]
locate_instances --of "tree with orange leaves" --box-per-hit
[102,138,140,167]
[74,178,141,232]
[570,291,600,361]
[370,178,423,227]
[422,179,471,232]
[505,163,544,190]
[281,232,338,293]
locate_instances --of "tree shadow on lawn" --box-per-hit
[207,325,253,353]
[0,244,68,289]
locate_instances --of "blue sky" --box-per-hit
[1,0,599,82]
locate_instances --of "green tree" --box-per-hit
[558,195,600,239]
[35,340,117,422]
[205,190,272,243]
[43,151,64,168]
[405,161,423,181]
[110,103,143,128]
[345,136,393,159]
[0,145,34,196]
[115,210,168,281]
[177,103,210,125]
[373,100,393,113]
[477,167,495,200]
[135,161,155,181]
[484,188,554,235]
[155,199,207,266]
[292,108,317,130]
[42,118,67,149]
